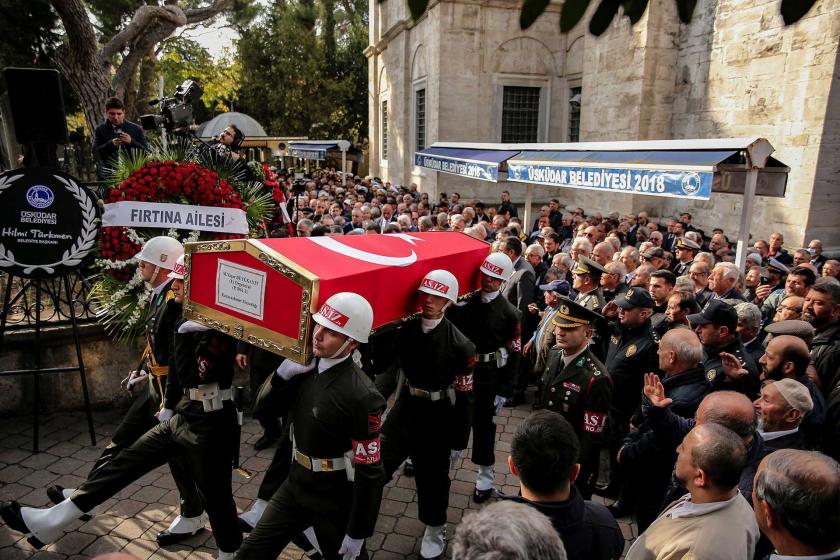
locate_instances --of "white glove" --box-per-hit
[450,449,463,471]
[494,395,506,415]
[157,408,174,423]
[338,535,364,560]
[177,320,211,334]
[275,358,316,380]
[125,370,148,392]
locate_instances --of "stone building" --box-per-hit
[365,0,840,249]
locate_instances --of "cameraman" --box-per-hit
[94,97,149,174]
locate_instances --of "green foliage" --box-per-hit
[236,0,369,143]
[159,36,242,116]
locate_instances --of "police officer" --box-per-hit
[381,270,476,559]
[538,298,611,499]
[237,292,387,560]
[687,299,760,399]
[1,254,243,559]
[594,287,660,510]
[447,252,521,503]
[45,237,205,545]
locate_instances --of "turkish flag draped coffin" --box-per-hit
[183,232,490,362]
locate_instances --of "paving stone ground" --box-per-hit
[0,397,637,559]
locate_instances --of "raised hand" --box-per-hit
[643,372,673,408]
[720,352,749,380]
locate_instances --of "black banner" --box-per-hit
[0,168,98,279]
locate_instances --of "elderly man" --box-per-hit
[734,302,764,364]
[630,263,655,290]
[592,241,615,267]
[641,246,666,270]
[567,237,592,262]
[753,450,840,559]
[808,239,827,272]
[453,501,566,560]
[706,262,745,303]
[600,261,626,303]
[617,329,709,529]
[525,243,549,289]
[823,259,840,279]
[664,292,699,332]
[768,231,793,265]
[754,379,814,451]
[524,278,570,387]
[620,246,640,280]
[772,295,804,323]
[626,424,759,560]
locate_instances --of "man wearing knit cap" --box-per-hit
[754,379,813,451]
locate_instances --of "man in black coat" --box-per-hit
[502,411,624,560]
[614,329,710,528]
[93,97,149,176]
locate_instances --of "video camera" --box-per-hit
[139,79,203,133]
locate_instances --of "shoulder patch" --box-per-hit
[625,344,637,358]
[706,369,716,382]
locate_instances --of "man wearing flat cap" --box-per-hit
[754,378,814,452]
[641,246,665,270]
[537,298,612,498]
[688,300,760,399]
[672,237,700,277]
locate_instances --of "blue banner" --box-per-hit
[507,163,712,200]
[290,148,325,160]
[414,153,499,182]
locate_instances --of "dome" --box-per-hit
[196,112,267,138]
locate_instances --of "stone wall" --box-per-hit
[368,0,840,249]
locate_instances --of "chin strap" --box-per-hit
[328,338,354,359]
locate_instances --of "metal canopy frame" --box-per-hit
[288,140,352,185]
[414,137,789,270]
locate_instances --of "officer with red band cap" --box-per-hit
[380,270,476,559]
[237,292,387,560]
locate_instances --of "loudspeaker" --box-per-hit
[3,67,68,144]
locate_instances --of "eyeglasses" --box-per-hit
[585,232,594,238]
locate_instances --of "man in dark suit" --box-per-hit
[501,237,536,407]
[93,97,149,176]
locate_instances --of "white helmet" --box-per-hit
[418,269,459,304]
[479,252,514,281]
[136,236,183,270]
[312,292,374,343]
[169,254,186,280]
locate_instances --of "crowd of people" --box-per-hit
[2,161,840,560]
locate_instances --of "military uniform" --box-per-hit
[381,317,475,528]
[538,299,612,497]
[66,321,242,554]
[237,357,387,560]
[540,347,611,497]
[83,280,202,520]
[447,292,521,468]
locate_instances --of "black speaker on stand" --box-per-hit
[3,67,68,168]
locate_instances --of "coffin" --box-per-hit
[183,232,490,362]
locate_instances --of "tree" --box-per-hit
[403,0,819,36]
[235,0,368,142]
[47,0,236,135]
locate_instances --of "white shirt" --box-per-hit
[420,317,443,333]
[481,290,500,303]
[665,492,741,520]
[759,427,800,442]
[769,548,840,560]
[318,354,350,373]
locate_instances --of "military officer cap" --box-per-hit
[687,299,737,330]
[764,319,816,346]
[766,257,790,275]
[539,279,571,296]
[615,286,654,309]
[551,296,601,328]
[676,237,701,251]
[572,256,607,278]
[642,246,665,259]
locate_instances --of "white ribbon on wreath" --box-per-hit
[0,174,99,276]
